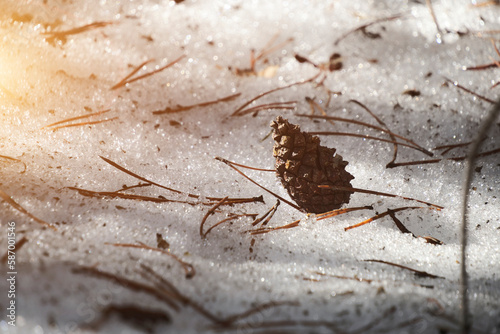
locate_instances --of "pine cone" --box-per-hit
[271,116,354,214]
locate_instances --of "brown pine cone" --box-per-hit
[271,116,354,214]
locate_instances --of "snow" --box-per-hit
[0,0,499,333]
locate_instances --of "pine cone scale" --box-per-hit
[271,116,355,214]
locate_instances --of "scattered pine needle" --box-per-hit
[107,242,195,279]
[252,200,280,227]
[386,147,500,167]
[297,113,433,156]
[111,55,185,90]
[153,93,241,115]
[334,13,406,45]
[387,209,443,245]
[0,188,56,230]
[48,117,118,131]
[98,156,264,205]
[249,219,301,235]
[318,185,443,209]
[316,206,373,221]
[43,21,113,45]
[215,156,300,210]
[231,73,321,116]
[200,196,229,238]
[234,101,297,117]
[42,109,111,129]
[344,206,440,231]
[365,259,445,279]
[68,186,263,206]
[444,77,496,104]
[0,155,26,173]
[202,213,257,238]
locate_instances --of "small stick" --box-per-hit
[0,189,56,230]
[153,93,241,115]
[111,55,185,90]
[365,259,445,279]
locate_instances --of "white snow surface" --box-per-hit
[0,1,499,333]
